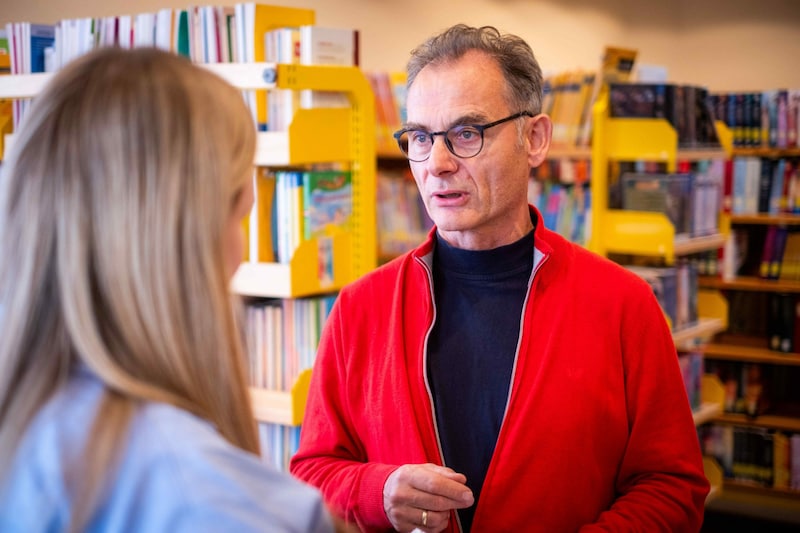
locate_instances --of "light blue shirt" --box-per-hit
[0,368,334,533]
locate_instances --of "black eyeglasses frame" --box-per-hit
[392,111,534,162]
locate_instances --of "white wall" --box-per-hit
[3,0,799,91]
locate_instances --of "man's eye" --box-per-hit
[452,126,480,142]
[409,131,431,144]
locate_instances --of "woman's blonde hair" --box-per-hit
[0,47,258,527]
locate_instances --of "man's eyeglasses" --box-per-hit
[392,111,534,162]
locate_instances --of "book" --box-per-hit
[233,3,315,130]
[691,159,723,236]
[678,350,703,411]
[773,431,790,490]
[5,21,55,128]
[758,225,777,279]
[620,172,694,238]
[0,29,10,74]
[609,82,672,120]
[767,292,795,353]
[576,45,638,147]
[264,26,300,131]
[756,158,774,213]
[769,158,786,214]
[369,71,404,153]
[302,169,352,240]
[778,228,800,281]
[768,225,789,280]
[275,170,304,263]
[789,90,800,148]
[301,169,350,287]
[624,265,678,330]
[298,25,359,109]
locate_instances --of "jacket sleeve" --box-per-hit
[583,281,710,532]
[289,296,397,533]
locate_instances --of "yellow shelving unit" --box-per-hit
[588,88,730,316]
[204,62,376,300]
[249,368,311,426]
[587,90,729,263]
[0,58,376,429]
[209,61,375,424]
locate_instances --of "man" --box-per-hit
[291,24,709,533]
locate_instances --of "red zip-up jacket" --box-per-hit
[290,208,709,532]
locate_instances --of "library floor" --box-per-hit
[701,510,799,532]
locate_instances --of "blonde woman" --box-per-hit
[0,47,339,533]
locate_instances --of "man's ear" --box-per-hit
[527,114,552,168]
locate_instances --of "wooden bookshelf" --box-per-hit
[732,147,800,159]
[722,481,800,501]
[694,402,723,426]
[676,147,729,161]
[546,144,723,162]
[703,343,800,366]
[698,275,800,293]
[707,481,800,524]
[728,213,800,226]
[713,413,800,433]
[673,317,726,346]
[674,233,727,256]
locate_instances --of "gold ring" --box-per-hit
[422,509,428,527]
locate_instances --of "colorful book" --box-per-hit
[768,225,789,280]
[758,225,777,279]
[302,169,352,240]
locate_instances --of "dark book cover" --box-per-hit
[620,172,694,237]
[757,158,775,213]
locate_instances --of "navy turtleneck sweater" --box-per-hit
[427,229,534,533]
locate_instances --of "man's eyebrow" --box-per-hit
[402,113,489,131]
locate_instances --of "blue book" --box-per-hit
[28,23,55,73]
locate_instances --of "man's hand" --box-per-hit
[383,463,474,532]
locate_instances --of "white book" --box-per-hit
[118,15,132,49]
[265,27,299,131]
[154,9,173,52]
[133,12,155,48]
[298,25,358,109]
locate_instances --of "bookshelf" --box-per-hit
[697,150,800,519]
[587,93,729,263]
[588,88,731,503]
[587,88,730,336]
[0,56,376,430]
[703,344,800,367]
[210,60,376,425]
[699,275,800,293]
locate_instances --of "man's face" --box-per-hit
[405,49,545,250]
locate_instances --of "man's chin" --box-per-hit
[429,213,472,233]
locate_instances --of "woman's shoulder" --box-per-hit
[2,370,333,533]
[120,401,332,532]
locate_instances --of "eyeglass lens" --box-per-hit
[398,125,484,161]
